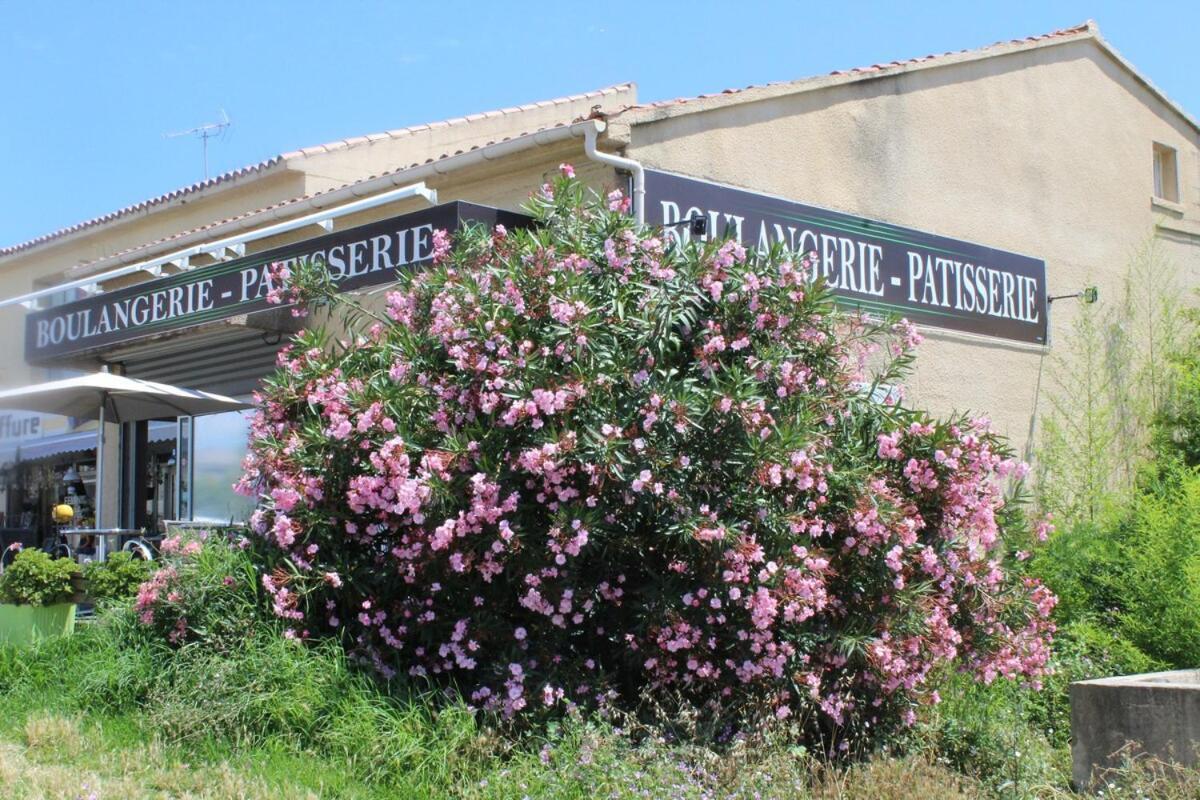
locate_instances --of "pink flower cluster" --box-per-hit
[263,261,310,317]
[236,169,1055,742]
[133,529,249,647]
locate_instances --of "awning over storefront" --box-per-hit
[14,420,177,462]
[17,430,95,461]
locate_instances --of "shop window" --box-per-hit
[190,409,255,524]
[1153,143,1180,203]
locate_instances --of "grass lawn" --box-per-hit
[0,707,390,800]
[4,663,1200,800]
[0,705,990,800]
[0,594,1194,798]
[0,642,989,800]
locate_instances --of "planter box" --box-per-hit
[1072,670,1200,790]
[0,602,77,647]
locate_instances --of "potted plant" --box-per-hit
[0,547,82,646]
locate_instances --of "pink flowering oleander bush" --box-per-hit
[234,168,1055,746]
[134,529,265,651]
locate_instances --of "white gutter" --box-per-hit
[583,122,645,226]
[2,118,645,311]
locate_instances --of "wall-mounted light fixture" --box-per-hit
[1043,285,1099,350]
[1049,286,1099,305]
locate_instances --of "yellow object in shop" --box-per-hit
[52,504,75,524]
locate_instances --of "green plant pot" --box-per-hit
[0,602,76,647]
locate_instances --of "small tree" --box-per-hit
[1036,237,1187,520]
[1036,304,1121,522]
[235,169,1054,747]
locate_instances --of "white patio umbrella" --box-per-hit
[0,372,249,553]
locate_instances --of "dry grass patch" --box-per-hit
[810,755,987,799]
[0,714,324,800]
[22,713,83,759]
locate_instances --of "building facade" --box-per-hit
[1,21,1197,537]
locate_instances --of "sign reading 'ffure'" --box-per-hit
[25,202,529,362]
[645,170,1048,345]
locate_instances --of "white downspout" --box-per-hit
[583,121,645,227]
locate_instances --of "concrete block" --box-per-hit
[1071,670,1200,790]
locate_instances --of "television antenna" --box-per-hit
[164,110,232,180]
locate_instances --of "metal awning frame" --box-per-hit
[1,181,439,312]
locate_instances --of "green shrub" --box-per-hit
[131,530,273,651]
[0,549,79,606]
[1112,465,1200,666]
[1028,518,1123,626]
[82,552,152,604]
[1031,462,1200,670]
[917,672,1062,795]
[1153,306,1200,468]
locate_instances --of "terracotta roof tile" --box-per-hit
[62,119,593,279]
[2,82,634,260]
[613,22,1094,115]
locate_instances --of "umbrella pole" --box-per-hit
[96,404,106,560]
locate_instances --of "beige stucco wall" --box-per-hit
[617,37,1200,456]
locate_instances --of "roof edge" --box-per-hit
[612,21,1198,138]
[56,120,600,284]
[0,82,636,262]
[277,82,635,164]
[0,157,290,261]
[1088,27,1200,136]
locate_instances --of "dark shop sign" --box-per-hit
[26,202,530,362]
[645,169,1048,345]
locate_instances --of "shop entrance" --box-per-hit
[120,420,178,532]
[145,429,177,532]
[118,411,255,531]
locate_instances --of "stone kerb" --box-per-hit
[1072,670,1200,790]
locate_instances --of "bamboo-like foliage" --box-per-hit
[1035,237,1188,520]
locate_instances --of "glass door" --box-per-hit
[190,409,255,524]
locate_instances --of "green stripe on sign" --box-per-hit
[833,295,970,322]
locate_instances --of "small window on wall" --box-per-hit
[1153,143,1180,203]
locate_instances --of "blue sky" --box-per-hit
[2,0,1198,248]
